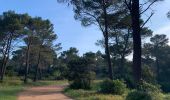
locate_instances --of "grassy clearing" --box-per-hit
[0,77,67,100]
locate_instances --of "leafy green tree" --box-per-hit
[144,34,168,81]
[57,47,79,79]
[59,0,129,79]
[142,34,170,92]
[0,11,26,81]
[95,51,108,78]
[33,19,57,82]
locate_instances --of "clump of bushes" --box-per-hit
[126,81,163,100]
[67,57,95,89]
[99,79,127,95]
[126,90,152,100]
[160,82,170,93]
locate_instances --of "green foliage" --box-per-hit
[68,57,95,89]
[126,91,152,100]
[100,79,127,95]
[138,81,161,93]
[64,80,124,100]
[142,65,156,83]
[126,81,163,100]
[126,90,163,100]
[160,82,170,93]
[164,94,170,100]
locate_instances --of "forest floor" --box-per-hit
[17,85,72,100]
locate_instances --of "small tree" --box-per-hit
[68,57,95,89]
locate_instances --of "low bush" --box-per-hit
[126,90,151,100]
[69,78,92,89]
[126,81,163,100]
[138,81,161,93]
[100,79,126,95]
[160,82,170,93]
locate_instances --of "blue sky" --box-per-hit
[0,0,170,55]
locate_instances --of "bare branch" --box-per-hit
[82,11,105,34]
[140,1,150,9]
[141,12,154,28]
[124,0,132,11]
[140,0,158,15]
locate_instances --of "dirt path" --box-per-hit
[17,85,72,100]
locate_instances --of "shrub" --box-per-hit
[126,90,151,100]
[160,82,170,92]
[68,57,95,89]
[138,81,161,93]
[69,78,92,89]
[126,81,163,100]
[100,79,126,95]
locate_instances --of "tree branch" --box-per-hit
[124,0,132,11]
[141,12,154,28]
[82,11,105,34]
[140,0,158,15]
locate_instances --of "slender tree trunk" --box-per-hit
[120,29,130,77]
[103,0,113,80]
[131,0,142,83]
[0,56,6,80]
[0,57,6,81]
[1,57,8,81]
[156,57,160,82]
[34,50,41,82]
[39,68,42,80]
[120,55,125,74]
[24,38,31,83]
[0,34,13,81]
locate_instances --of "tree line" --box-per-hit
[1,0,170,93]
[0,11,61,83]
[56,0,170,91]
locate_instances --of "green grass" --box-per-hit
[163,94,170,100]
[64,88,124,100]
[0,77,68,100]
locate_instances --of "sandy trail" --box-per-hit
[17,85,72,100]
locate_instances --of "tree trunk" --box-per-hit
[103,0,113,80]
[156,57,160,82]
[0,57,7,81]
[39,68,42,80]
[0,56,6,81]
[1,57,8,81]
[131,0,142,84]
[120,55,125,76]
[34,50,41,82]
[24,38,31,83]
[119,29,130,77]
[0,34,13,81]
